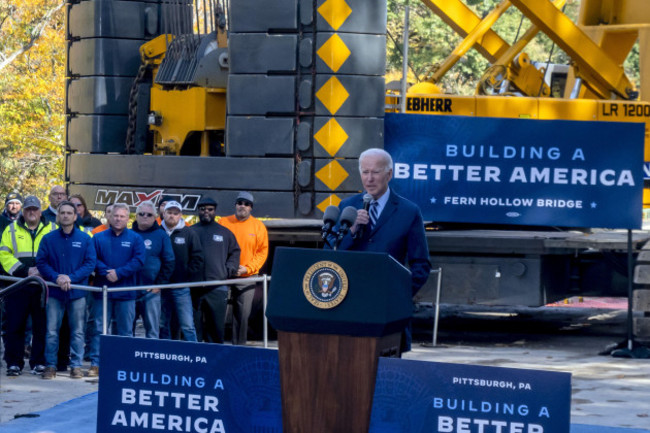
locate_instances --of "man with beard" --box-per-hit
[160,201,202,342]
[191,196,239,343]
[219,192,268,346]
[0,192,22,235]
[0,196,56,376]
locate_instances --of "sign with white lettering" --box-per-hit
[369,358,570,433]
[385,113,644,229]
[96,336,282,432]
[97,336,571,433]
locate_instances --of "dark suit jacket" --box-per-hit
[335,189,431,296]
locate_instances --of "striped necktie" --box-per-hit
[369,201,379,229]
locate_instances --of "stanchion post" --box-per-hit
[263,275,269,348]
[102,285,108,335]
[432,268,443,347]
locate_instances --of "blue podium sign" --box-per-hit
[96,336,282,433]
[385,113,644,229]
[97,337,571,433]
[370,358,570,433]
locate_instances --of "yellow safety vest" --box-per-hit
[0,219,56,276]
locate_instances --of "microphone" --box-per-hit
[321,206,340,247]
[335,206,358,249]
[357,194,373,239]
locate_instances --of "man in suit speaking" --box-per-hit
[334,148,431,352]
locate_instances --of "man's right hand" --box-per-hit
[351,209,369,234]
[28,267,41,277]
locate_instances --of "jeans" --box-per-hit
[160,288,197,342]
[45,296,86,368]
[135,291,161,339]
[89,298,135,366]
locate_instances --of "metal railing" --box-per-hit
[2,270,441,348]
[0,274,272,347]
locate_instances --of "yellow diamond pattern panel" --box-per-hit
[317,194,342,213]
[317,34,351,73]
[316,160,349,190]
[316,77,349,115]
[314,118,349,157]
[317,0,352,31]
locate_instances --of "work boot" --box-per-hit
[70,367,84,379]
[87,366,99,377]
[42,367,56,380]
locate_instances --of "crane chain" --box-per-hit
[125,63,152,154]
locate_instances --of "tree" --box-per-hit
[0,0,65,201]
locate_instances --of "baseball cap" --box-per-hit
[23,195,41,209]
[164,201,182,211]
[159,195,175,205]
[197,196,217,207]
[5,192,23,205]
[236,191,254,205]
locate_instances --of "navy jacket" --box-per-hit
[335,190,431,295]
[93,228,146,300]
[132,221,175,287]
[42,207,56,223]
[333,190,431,352]
[36,226,96,301]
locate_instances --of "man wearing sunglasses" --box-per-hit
[132,200,175,339]
[191,196,240,343]
[219,192,268,345]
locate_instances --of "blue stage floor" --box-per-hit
[1,392,648,433]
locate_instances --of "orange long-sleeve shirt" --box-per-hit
[219,215,268,276]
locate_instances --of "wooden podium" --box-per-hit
[266,247,412,433]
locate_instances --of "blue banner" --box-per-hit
[384,113,644,229]
[97,337,571,433]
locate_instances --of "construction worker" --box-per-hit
[219,192,268,345]
[0,195,56,376]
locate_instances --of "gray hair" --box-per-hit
[136,200,156,215]
[358,148,393,173]
[112,203,130,214]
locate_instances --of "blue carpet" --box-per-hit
[1,392,648,433]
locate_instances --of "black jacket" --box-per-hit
[192,221,240,282]
[167,225,204,284]
[79,213,102,228]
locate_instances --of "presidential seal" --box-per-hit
[302,261,349,309]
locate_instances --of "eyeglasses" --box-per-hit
[138,212,154,217]
[236,200,252,207]
[74,203,84,208]
[198,206,216,211]
[52,192,67,197]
